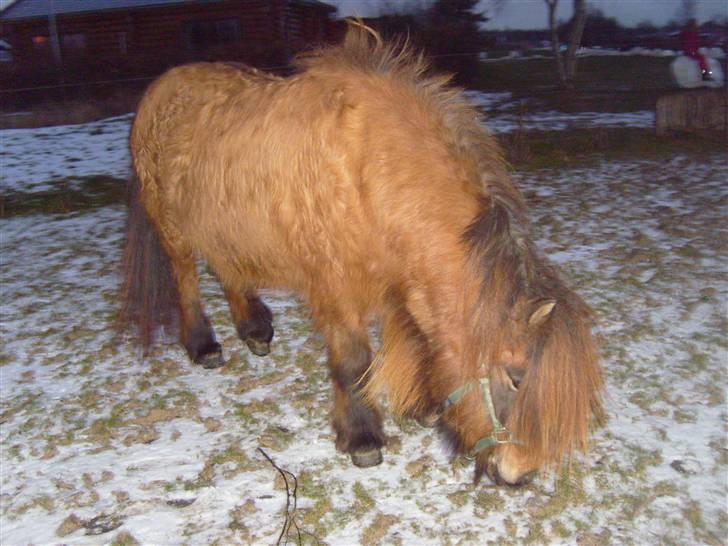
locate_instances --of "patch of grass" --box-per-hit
[628,390,653,412]
[110,531,140,546]
[405,455,432,479]
[295,472,350,537]
[477,55,673,106]
[361,513,399,546]
[9,495,56,519]
[55,513,83,537]
[301,496,333,536]
[683,500,709,535]
[575,528,613,546]
[632,445,663,476]
[672,407,697,424]
[0,352,14,366]
[0,91,139,129]
[500,128,725,171]
[551,519,572,540]
[234,370,289,393]
[78,388,103,411]
[708,439,728,466]
[149,388,199,412]
[0,390,42,424]
[447,489,470,509]
[352,482,375,515]
[473,490,505,517]
[621,492,652,520]
[143,359,184,386]
[523,520,546,545]
[653,480,679,497]
[231,398,281,425]
[684,348,710,373]
[295,351,323,375]
[227,499,260,542]
[0,175,126,217]
[503,516,518,537]
[187,445,252,489]
[258,425,296,451]
[528,463,587,520]
[87,414,124,443]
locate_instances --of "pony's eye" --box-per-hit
[506,367,524,390]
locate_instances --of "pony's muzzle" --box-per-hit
[486,459,536,486]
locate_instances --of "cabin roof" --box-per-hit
[0,0,336,21]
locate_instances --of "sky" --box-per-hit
[0,0,725,28]
[329,0,728,29]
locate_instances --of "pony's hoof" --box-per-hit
[246,338,271,357]
[350,448,383,468]
[194,347,225,369]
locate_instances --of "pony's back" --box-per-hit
[130,26,511,302]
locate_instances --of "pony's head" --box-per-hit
[447,197,604,485]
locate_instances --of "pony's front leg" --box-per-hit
[224,288,274,356]
[325,328,385,467]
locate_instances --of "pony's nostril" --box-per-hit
[487,461,535,487]
[486,462,507,486]
[515,471,536,486]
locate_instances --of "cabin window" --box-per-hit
[32,35,49,50]
[61,33,86,51]
[184,18,241,51]
[117,32,128,55]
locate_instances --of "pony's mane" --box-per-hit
[295,19,430,84]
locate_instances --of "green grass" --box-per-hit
[110,531,140,546]
[499,127,726,170]
[352,482,376,515]
[476,54,676,112]
[0,174,126,217]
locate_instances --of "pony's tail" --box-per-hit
[118,173,178,350]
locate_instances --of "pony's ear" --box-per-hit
[528,299,556,329]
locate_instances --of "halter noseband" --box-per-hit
[443,378,522,456]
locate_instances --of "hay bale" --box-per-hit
[655,89,727,136]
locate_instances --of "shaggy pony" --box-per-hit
[120,22,603,485]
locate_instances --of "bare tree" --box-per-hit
[545,0,587,88]
[676,0,697,24]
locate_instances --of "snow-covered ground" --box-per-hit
[1,115,726,545]
[0,115,133,193]
[465,91,656,133]
[480,46,726,61]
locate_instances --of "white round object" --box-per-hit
[671,55,724,88]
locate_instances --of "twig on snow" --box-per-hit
[258,447,321,546]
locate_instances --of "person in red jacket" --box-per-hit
[680,19,711,80]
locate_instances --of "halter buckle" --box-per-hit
[493,428,513,444]
[444,377,523,455]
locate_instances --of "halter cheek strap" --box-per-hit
[443,378,522,456]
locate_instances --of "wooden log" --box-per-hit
[655,88,727,136]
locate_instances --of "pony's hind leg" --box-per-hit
[224,288,274,356]
[325,327,385,467]
[175,256,224,368]
[157,226,223,369]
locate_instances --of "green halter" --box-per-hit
[443,378,522,456]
